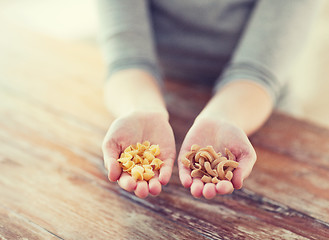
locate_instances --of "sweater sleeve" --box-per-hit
[97,0,162,83]
[215,0,321,105]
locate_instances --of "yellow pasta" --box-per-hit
[150,158,163,171]
[131,165,144,181]
[122,160,135,172]
[117,141,164,181]
[143,168,155,181]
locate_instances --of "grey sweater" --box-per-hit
[98,0,320,104]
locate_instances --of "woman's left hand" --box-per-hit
[178,116,257,199]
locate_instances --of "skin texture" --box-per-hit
[103,69,273,199]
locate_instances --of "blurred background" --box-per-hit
[0,0,328,128]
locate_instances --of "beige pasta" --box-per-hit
[117,141,164,181]
[182,145,239,183]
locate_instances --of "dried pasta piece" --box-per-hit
[191,144,201,152]
[225,170,233,181]
[143,168,155,181]
[212,177,220,184]
[124,146,132,153]
[217,160,239,180]
[225,148,236,161]
[200,151,213,162]
[143,164,153,171]
[150,158,163,171]
[211,157,227,169]
[181,157,191,168]
[131,165,144,181]
[191,169,205,178]
[204,161,218,177]
[206,146,221,159]
[143,151,155,161]
[122,161,135,172]
[149,144,160,157]
[133,155,143,164]
[136,142,147,153]
[201,175,212,183]
[142,141,151,148]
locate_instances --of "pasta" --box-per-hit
[182,145,239,183]
[117,141,163,181]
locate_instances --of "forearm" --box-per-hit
[104,69,168,119]
[197,80,273,136]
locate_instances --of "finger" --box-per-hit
[177,155,193,188]
[177,139,194,188]
[216,180,234,195]
[117,172,137,192]
[232,152,257,189]
[202,183,217,199]
[190,178,204,198]
[107,158,122,182]
[103,142,121,182]
[149,176,162,196]
[134,180,149,198]
[159,157,174,186]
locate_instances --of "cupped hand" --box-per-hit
[102,111,176,198]
[178,117,256,199]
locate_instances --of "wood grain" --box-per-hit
[0,19,329,239]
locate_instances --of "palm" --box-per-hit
[102,112,176,198]
[178,117,256,199]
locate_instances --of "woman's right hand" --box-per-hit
[102,111,176,198]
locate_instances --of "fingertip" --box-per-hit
[231,168,244,189]
[149,178,162,196]
[107,159,122,182]
[181,174,193,188]
[159,166,172,185]
[216,181,234,194]
[178,165,193,188]
[118,173,137,192]
[190,179,203,198]
[134,181,149,199]
[202,183,216,199]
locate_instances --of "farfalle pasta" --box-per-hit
[182,145,239,183]
[117,141,163,181]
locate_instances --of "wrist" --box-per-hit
[104,69,168,118]
[198,80,273,135]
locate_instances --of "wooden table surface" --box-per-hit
[1,21,329,240]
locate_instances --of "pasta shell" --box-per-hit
[143,169,155,181]
[149,144,160,157]
[133,155,143,164]
[150,158,163,171]
[131,165,144,181]
[143,151,155,161]
[122,161,135,172]
[142,141,151,148]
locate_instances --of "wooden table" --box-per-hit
[1,22,329,240]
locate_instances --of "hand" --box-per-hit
[178,116,256,199]
[102,111,176,198]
